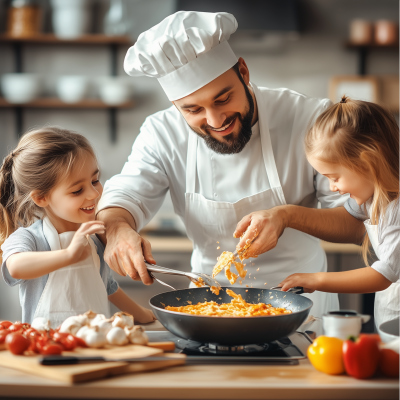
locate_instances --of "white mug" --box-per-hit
[322,310,370,340]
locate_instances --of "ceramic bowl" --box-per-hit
[1,73,41,104]
[99,79,131,105]
[378,317,400,343]
[56,76,88,103]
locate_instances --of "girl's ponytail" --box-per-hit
[0,153,17,257]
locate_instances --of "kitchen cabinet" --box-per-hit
[0,34,135,142]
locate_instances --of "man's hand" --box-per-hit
[234,206,287,257]
[97,208,155,285]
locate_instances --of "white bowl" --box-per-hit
[1,73,41,104]
[379,318,400,343]
[56,76,88,103]
[52,8,91,39]
[99,79,131,105]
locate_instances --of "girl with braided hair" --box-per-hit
[279,96,399,328]
[0,126,155,327]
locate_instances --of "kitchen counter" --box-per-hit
[142,234,362,254]
[0,322,397,400]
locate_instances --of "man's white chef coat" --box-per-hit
[98,85,346,231]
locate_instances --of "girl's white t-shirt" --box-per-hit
[345,197,400,283]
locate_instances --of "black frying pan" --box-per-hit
[149,287,312,345]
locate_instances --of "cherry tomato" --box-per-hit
[26,330,41,341]
[52,332,69,341]
[5,332,31,355]
[379,348,400,378]
[73,336,88,348]
[8,323,23,333]
[35,336,50,352]
[0,329,10,344]
[61,335,77,351]
[0,321,12,329]
[40,343,63,355]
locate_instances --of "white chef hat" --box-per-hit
[124,11,238,101]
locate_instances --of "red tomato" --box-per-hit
[52,332,69,341]
[379,349,400,378]
[8,323,23,332]
[35,336,50,352]
[61,335,77,351]
[0,329,10,344]
[5,333,31,355]
[0,321,12,329]
[73,336,88,348]
[40,343,63,355]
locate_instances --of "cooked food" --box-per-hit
[224,264,238,284]
[212,251,235,278]
[193,276,220,295]
[165,289,292,317]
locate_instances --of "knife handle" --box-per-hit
[40,356,104,365]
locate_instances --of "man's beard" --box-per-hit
[191,82,255,155]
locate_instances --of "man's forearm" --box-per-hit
[96,207,137,245]
[281,205,365,244]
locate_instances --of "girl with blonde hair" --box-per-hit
[279,96,399,328]
[0,126,155,327]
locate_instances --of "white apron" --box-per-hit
[184,85,339,319]
[33,217,110,328]
[364,219,400,328]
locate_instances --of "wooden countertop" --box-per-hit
[142,234,361,254]
[0,322,397,400]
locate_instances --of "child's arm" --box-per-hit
[108,287,156,324]
[278,267,391,294]
[6,221,105,280]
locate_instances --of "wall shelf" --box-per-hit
[0,97,135,109]
[0,34,131,45]
[1,34,135,142]
[344,41,399,75]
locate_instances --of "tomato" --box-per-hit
[379,348,400,378]
[35,336,50,352]
[73,336,88,348]
[8,323,23,333]
[0,329,10,344]
[26,330,41,341]
[52,332,69,341]
[0,321,12,329]
[5,333,31,355]
[40,343,63,355]
[60,335,77,351]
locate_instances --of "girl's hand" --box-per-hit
[67,221,106,264]
[136,307,156,324]
[278,273,322,294]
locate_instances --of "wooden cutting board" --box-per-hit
[0,345,185,383]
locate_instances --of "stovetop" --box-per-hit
[147,331,313,365]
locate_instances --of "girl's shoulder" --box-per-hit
[2,219,49,253]
[383,198,400,226]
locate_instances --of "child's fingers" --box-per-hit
[80,223,106,236]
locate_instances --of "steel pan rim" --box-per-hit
[149,288,313,319]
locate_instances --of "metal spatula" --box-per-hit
[145,261,221,291]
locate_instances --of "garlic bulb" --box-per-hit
[112,312,134,329]
[84,310,98,321]
[59,315,87,335]
[31,317,51,332]
[76,325,91,339]
[90,313,106,327]
[93,319,113,335]
[84,328,107,348]
[106,327,128,346]
[125,326,149,345]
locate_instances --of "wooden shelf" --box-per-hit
[0,97,135,109]
[0,34,132,45]
[345,41,399,50]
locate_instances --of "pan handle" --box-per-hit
[270,286,304,294]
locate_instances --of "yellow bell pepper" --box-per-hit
[307,336,345,375]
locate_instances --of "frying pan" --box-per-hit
[150,287,313,345]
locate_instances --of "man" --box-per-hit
[97,11,365,318]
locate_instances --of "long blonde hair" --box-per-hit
[0,126,96,259]
[305,96,399,265]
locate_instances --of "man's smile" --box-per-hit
[208,117,237,137]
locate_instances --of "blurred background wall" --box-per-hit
[0,0,398,327]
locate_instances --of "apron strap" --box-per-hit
[185,131,198,194]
